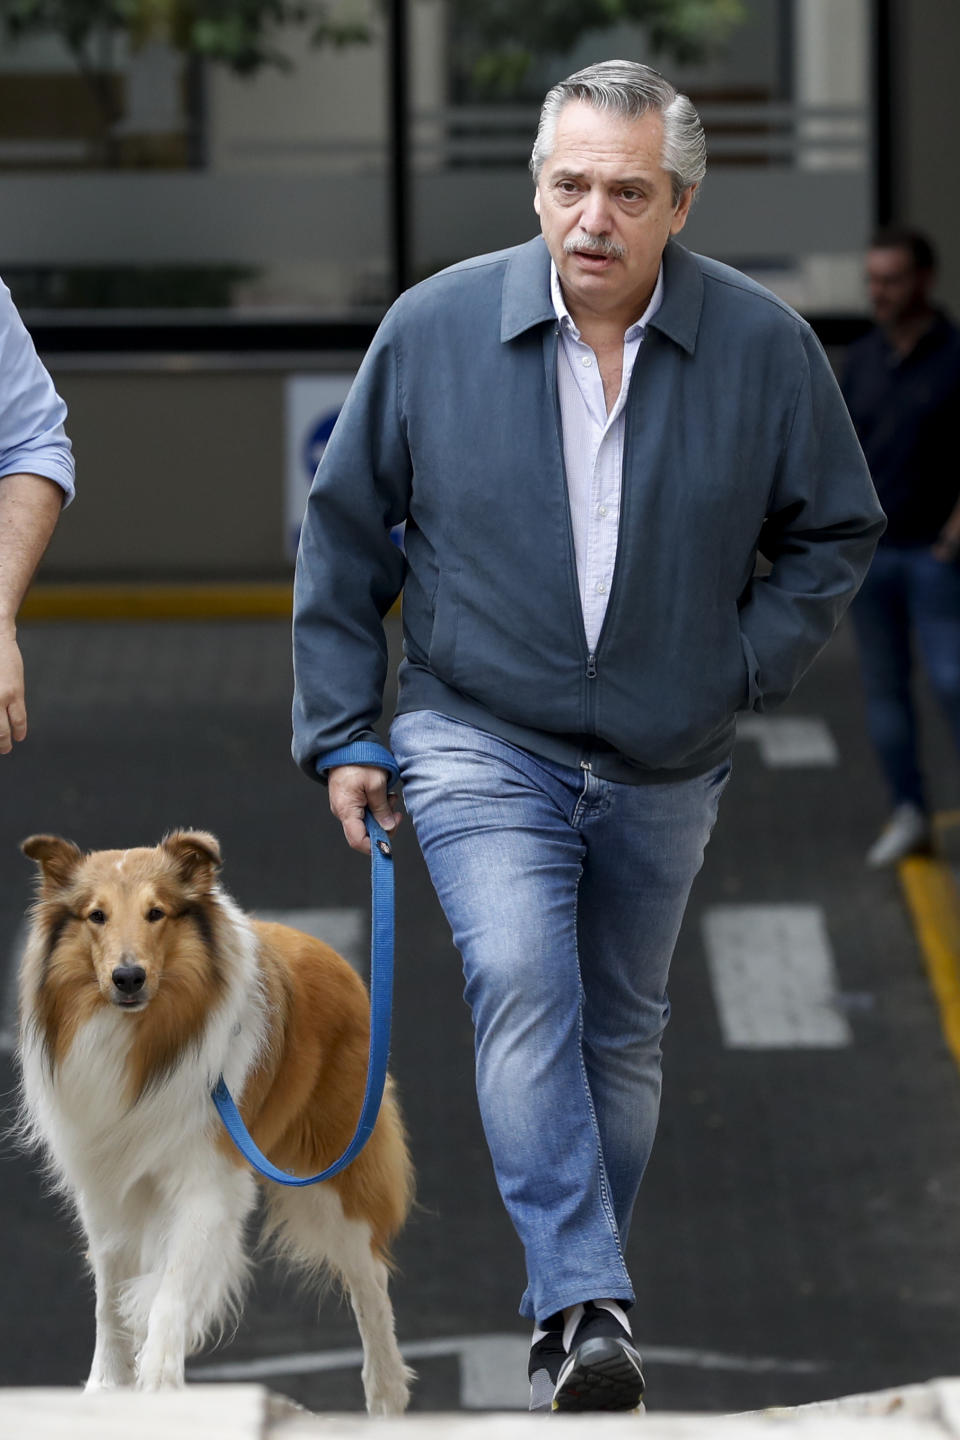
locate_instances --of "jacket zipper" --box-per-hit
[548,324,645,709]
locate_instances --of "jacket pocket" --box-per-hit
[427,566,460,679]
[739,629,762,712]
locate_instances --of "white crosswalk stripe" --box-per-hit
[737,715,839,767]
[702,903,853,1048]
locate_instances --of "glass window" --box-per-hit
[0,8,391,315]
[0,0,874,321]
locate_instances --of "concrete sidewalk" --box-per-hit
[6,1380,960,1438]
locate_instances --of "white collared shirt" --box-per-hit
[551,260,663,652]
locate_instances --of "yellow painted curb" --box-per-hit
[898,853,960,1069]
[21,583,294,621]
[21,585,403,622]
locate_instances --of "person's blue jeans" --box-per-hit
[390,709,730,1322]
[851,545,960,811]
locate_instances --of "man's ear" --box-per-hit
[670,183,697,236]
[21,835,83,892]
[534,186,542,218]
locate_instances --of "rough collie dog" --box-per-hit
[16,829,414,1413]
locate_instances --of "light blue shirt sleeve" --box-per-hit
[0,277,75,504]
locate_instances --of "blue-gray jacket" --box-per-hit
[293,236,884,784]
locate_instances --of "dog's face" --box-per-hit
[21,831,223,1013]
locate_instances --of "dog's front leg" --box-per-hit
[135,1165,253,1390]
[85,1239,137,1391]
[135,1283,188,1390]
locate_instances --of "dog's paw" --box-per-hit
[135,1344,186,1391]
[135,1369,184,1391]
[85,1361,135,1393]
[364,1363,414,1416]
[84,1376,131,1394]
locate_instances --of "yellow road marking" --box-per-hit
[21,585,402,622]
[21,583,294,621]
[898,854,960,1069]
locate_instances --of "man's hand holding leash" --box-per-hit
[328,764,403,854]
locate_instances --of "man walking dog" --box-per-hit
[293,60,884,1411]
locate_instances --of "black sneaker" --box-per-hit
[528,1311,566,1412]
[552,1301,645,1412]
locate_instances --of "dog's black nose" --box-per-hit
[112,964,146,996]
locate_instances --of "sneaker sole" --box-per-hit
[552,1336,645,1412]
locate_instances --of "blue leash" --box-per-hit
[211,811,395,1186]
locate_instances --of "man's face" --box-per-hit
[534,99,695,327]
[865,245,932,328]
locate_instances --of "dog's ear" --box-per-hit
[161,830,222,888]
[21,835,83,891]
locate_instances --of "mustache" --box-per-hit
[563,233,626,260]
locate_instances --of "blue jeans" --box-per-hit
[390,709,730,1322]
[851,545,960,811]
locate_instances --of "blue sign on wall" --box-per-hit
[303,410,341,483]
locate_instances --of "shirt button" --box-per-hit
[581,356,592,367]
[596,582,607,594]
[598,505,608,517]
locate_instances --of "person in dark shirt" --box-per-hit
[842,227,960,866]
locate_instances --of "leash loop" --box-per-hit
[211,809,395,1186]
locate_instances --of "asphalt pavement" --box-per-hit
[2,610,960,1415]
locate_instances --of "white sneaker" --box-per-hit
[866,803,932,868]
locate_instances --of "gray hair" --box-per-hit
[530,59,706,205]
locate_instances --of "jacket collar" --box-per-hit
[500,237,556,341]
[648,240,702,354]
[500,234,703,355]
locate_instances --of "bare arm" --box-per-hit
[327,765,403,855]
[0,471,63,753]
